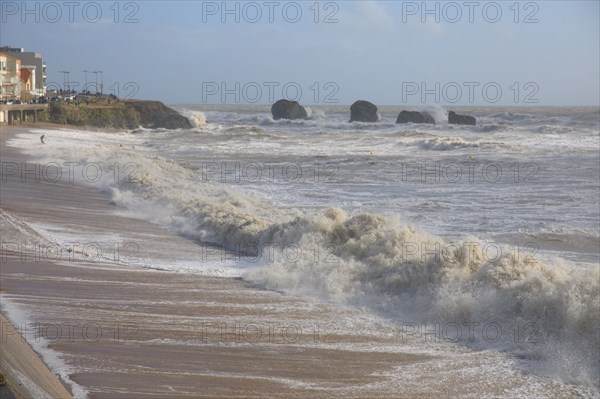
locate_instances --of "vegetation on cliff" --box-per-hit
[40,99,192,129]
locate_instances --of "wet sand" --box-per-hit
[0,125,588,398]
[1,125,436,398]
[0,313,73,399]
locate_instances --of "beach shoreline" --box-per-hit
[0,313,74,399]
[2,121,129,133]
[0,124,595,398]
[0,125,435,398]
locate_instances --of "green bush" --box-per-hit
[48,102,67,124]
[38,100,185,129]
[43,103,141,129]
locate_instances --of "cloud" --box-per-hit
[340,0,396,32]
[421,19,446,36]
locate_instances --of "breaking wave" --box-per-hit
[8,120,599,390]
[61,142,600,386]
[177,109,207,127]
[398,136,511,151]
[474,123,508,133]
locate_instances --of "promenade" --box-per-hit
[0,104,48,124]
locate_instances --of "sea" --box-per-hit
[7,105,600,395]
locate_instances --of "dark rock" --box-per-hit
[271,99,308,120]
[448,111,476,126]
[123,100,193,129]
[350,100,379,122]
[158,114,194,129]
[396,110,435,124]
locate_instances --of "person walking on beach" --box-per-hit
[40,135,45,144]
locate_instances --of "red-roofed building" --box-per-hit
[20,66,36,99]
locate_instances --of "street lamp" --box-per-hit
[91,71,99,94]
[58,71,70,92]
[92,70,103,95]
[82,70,89,93]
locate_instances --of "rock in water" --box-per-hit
[396,110,435,124]
[350,100,379,122]
[448,111,476,126]
[271,99,308,120]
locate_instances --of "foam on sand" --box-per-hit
[0,309,83,398]
[8,126,599,388]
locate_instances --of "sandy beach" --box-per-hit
[0,124,594,398]
[0,125,433,398]
[3,1,599,396]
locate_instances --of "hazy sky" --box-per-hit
[1,0,598,105]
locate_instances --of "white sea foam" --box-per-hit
[176,108,206,127]
[0,297,90,399]
[7,107,600,390]
[423,105,448,124]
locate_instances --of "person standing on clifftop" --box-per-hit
[40,135,45,144]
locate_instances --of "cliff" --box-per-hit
[40,99,192,130]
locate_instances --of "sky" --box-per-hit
[1,0,599,105]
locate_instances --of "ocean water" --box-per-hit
[8,105,600,394]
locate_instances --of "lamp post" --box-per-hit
[82,70,89,93]
[92,70,103,95]
[92,71,99,94]
[58,71,70,92]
